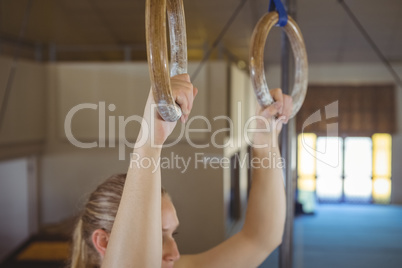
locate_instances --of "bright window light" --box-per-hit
[345,137,372,178]
[373,177,391,203]
[316,137,343,177]
[317,176,343,200]
[373,133,392,177]
[344,177,372,200]
[344,137,372,201]
[298,176,316,192]
[298,133,317,177]
[297,133,392,205]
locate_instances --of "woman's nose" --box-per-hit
[163,239,180,262]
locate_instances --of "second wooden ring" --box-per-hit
[249,12,308,119]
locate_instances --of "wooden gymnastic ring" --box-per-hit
[250,12,308,119]
[146,0,187,122]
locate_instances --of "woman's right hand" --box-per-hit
[138,74,198,148]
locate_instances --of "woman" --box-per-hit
[70,74,292,268]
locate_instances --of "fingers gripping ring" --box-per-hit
[249,12,308,119]
[146,0,187,122]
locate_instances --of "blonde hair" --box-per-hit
[69,174,167,268]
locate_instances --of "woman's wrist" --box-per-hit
[252,131,279,148]
[133,140,162,156]
[136,123,168,150]
[252,143,281,160]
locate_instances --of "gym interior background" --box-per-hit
[0,0,401,267]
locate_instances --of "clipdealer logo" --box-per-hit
[64,101,285,160]
[299,101,339,168]
[129,151,285,174]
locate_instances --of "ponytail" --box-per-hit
[70,218,86,268]
[67,174,127,268]
[68,174,168,267]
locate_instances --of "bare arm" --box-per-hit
[102,74,196,267]
[102,143,163,267]
[177,88,291,268]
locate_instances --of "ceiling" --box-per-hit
[0,0,401,65]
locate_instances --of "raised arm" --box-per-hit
[177,88,292,268]
[102,74,196,268]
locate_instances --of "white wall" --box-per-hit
[0,57,46,142]
[0,56,46,159]
[0,158,37,262]
[40,61,232,253]
[0,56,43,260]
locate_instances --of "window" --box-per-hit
[316,137,343,202]
[297,133,392,208]
[372,134,392,203]
[344,137,372,202]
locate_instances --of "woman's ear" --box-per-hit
[91,229,110,258]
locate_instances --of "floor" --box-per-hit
[0,219,73,268]
[0,237,68,268]
[260,204,402,268]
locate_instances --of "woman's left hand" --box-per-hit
[253,88,293,147]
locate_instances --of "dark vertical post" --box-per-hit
[49,44,57,62]
[279,0,296,268]
[35,44,43,62]
[124,46,132,62]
